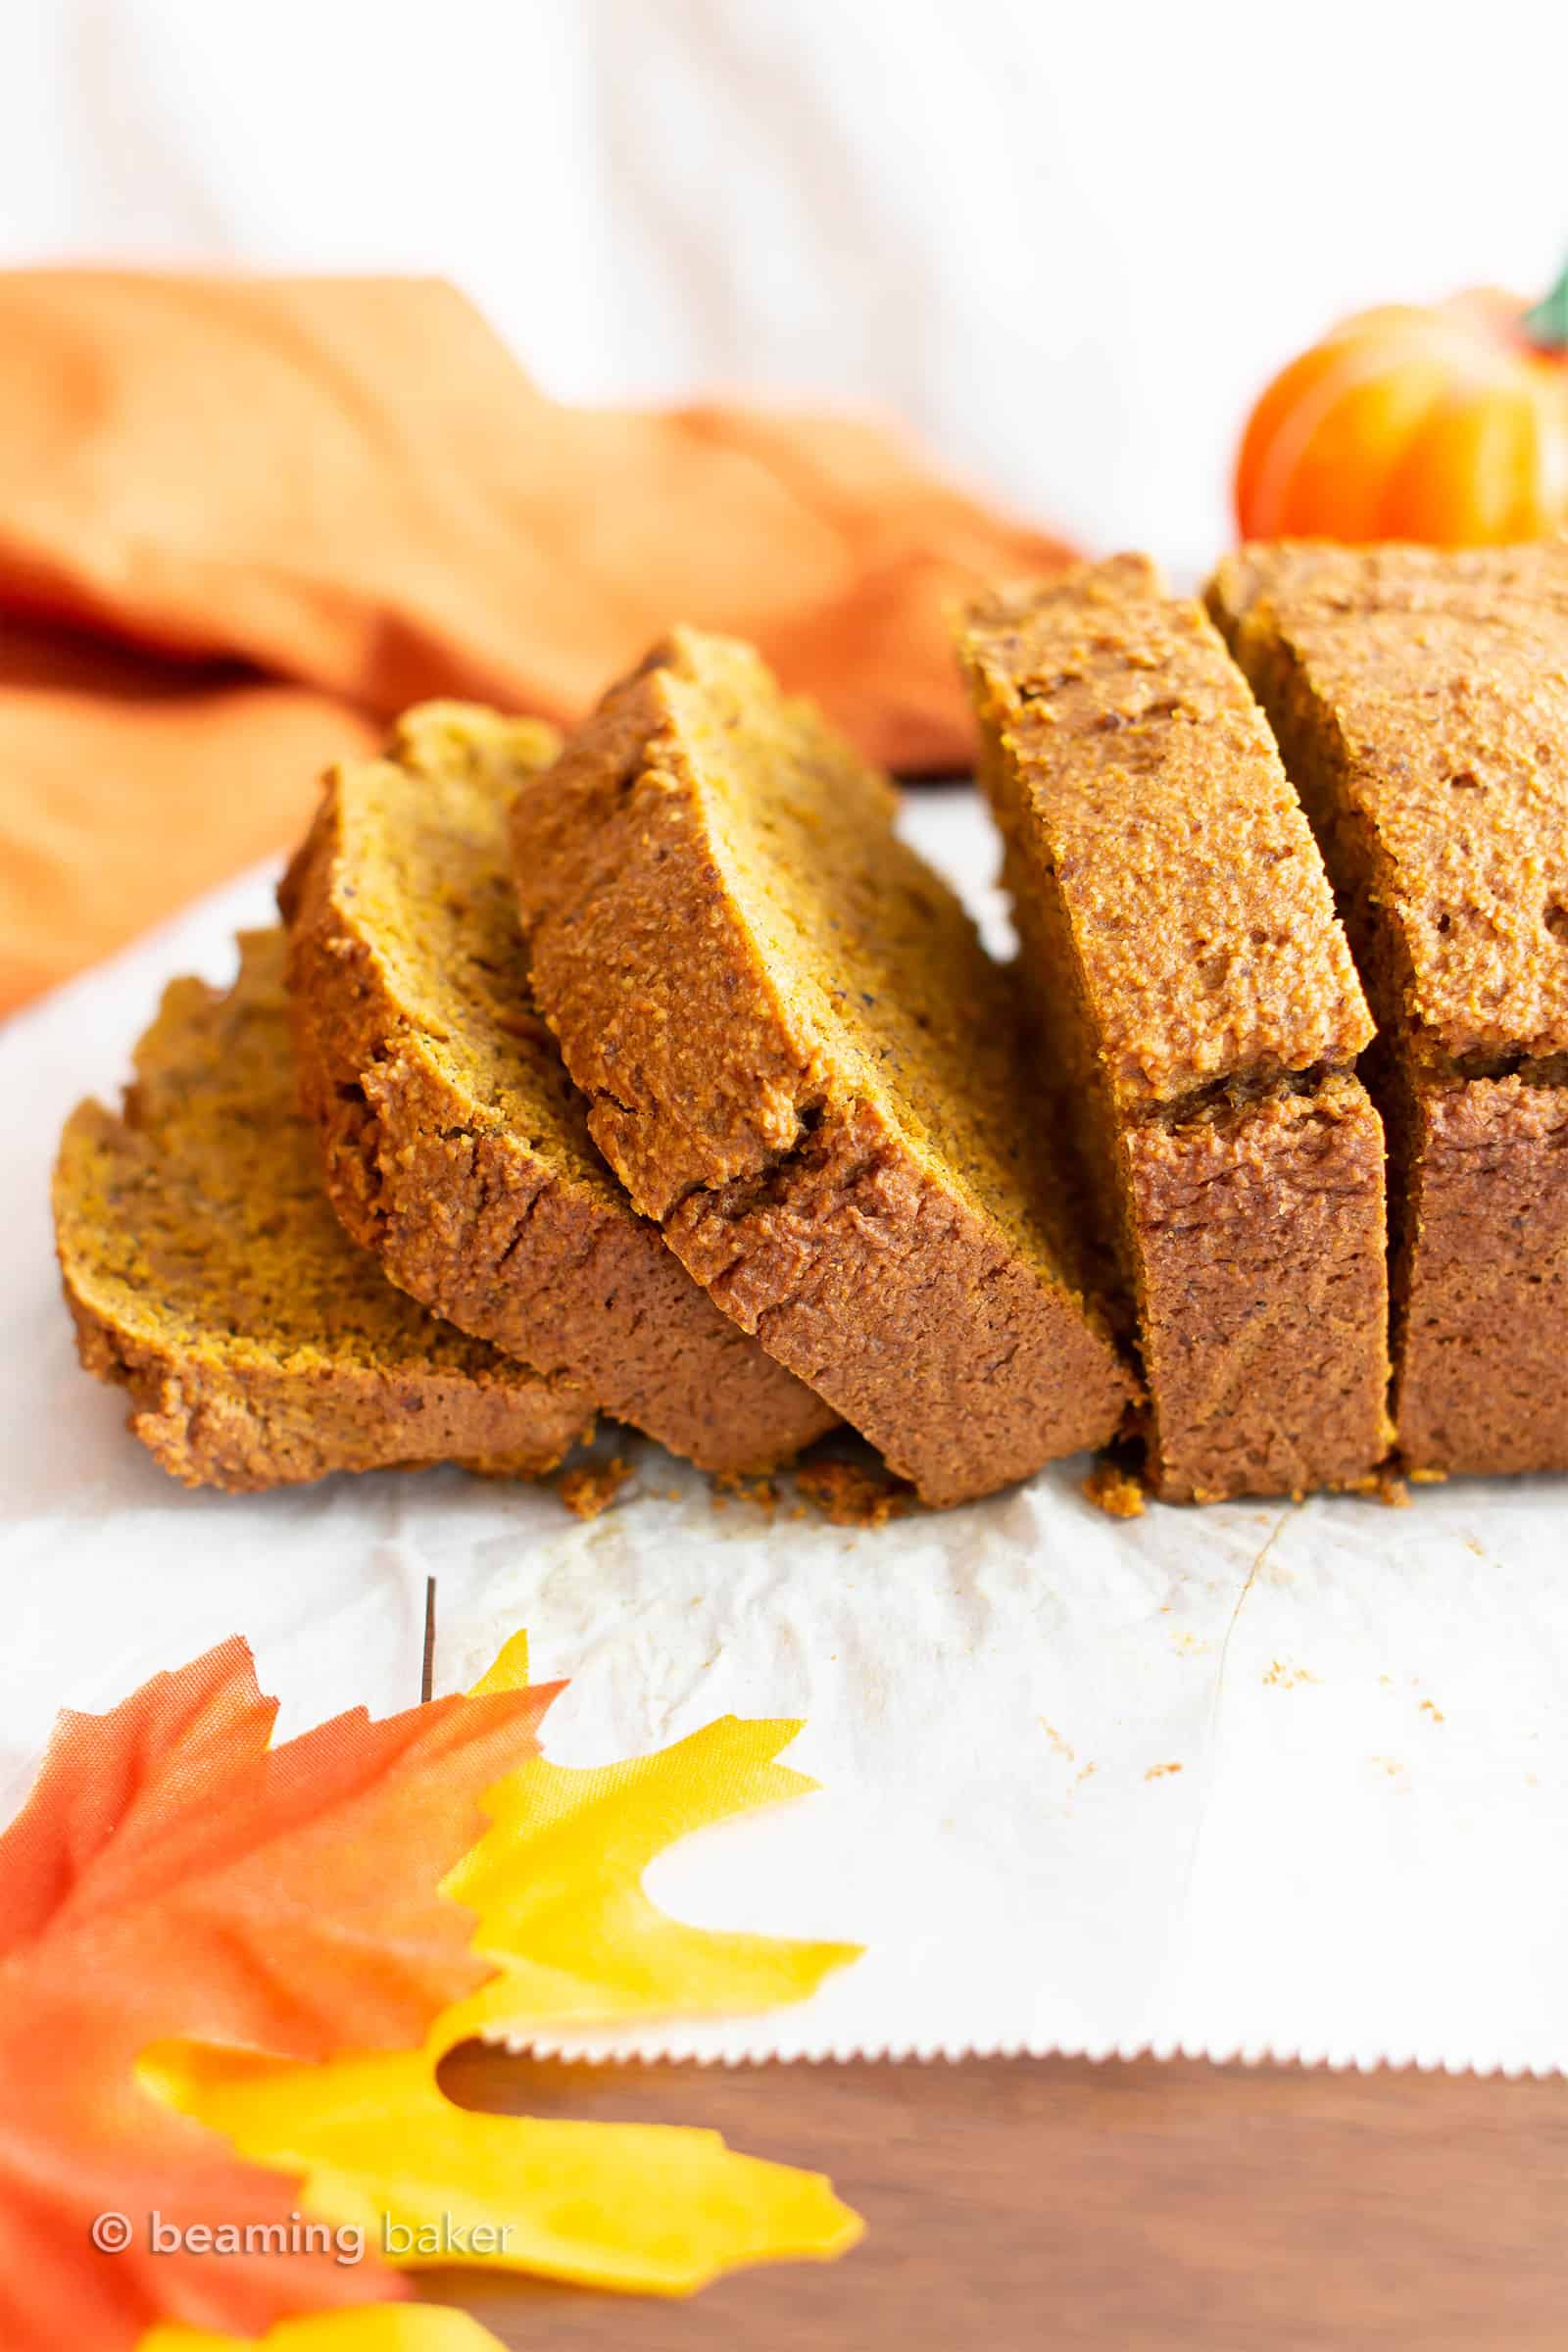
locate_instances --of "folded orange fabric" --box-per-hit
[0,270,1074,1010]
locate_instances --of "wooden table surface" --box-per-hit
[427,2046,1566,2348]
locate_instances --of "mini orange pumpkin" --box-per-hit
[1235,263,1568,546]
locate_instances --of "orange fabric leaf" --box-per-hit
[0,1638,558,2351]
[0,615,376,1013]
[0,270,1075,1008]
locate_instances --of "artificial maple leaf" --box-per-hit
[148,1635,863,2303]
[1,1630,861,2352]
[0,1637,558,2351]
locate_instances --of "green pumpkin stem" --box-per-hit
[1520,257,1568,353]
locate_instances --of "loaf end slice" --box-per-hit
[514,631,1135,1508]
[279,702,836,1475]
[54,928,594,1492]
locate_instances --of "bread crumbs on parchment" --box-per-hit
[795,1456,913,1529]
[1083,1459,1146,1518]
[556,1456,633,1520]
[710,1472,779,1517]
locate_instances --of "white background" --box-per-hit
[1,0,1565,575]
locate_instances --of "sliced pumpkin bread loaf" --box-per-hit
[512,630,1135,1508]
[956,555,1389,1502]
[1209,540,1568,1477]
[54,928,593,1491]
[279,703,836,1475]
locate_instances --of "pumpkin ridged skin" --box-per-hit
[1236,290,1568,547]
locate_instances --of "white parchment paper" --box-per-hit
[5,799,1566,2075]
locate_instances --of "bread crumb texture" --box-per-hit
[555,1454,634,1520]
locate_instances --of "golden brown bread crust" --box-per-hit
[1208,539,1568,1476]
[1208,540,1568,1070]
[961,555,1374,1104]
[54,930,591,1492]
[957,557,1390,1501]
[513,631,1134,1508]
[279,703,837,1475]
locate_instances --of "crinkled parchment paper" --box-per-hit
[5,800,1565,2073]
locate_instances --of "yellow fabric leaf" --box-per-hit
[143,2041,858,2295]
[466,1630,531,1697]
[147,2310,506,2352]
[445,1715,860,2042]
[143,1644,863,2302]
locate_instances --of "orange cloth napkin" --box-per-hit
[0,270,1074,1012]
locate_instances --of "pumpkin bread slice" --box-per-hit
[54,928,592,1491]
[512,631,1134,1508]
[956,556,1390,1502]
[279,703,836,1474]
[1209,539,1568,1478]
